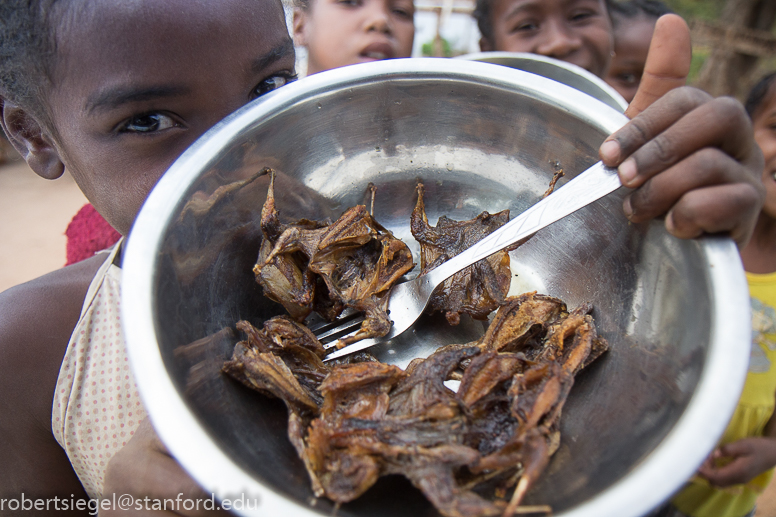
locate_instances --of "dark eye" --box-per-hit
[119,113,178,133]
[392,7,413,19]
[569,9,596,23]
[617,73,639,85]
[511,20,539,33]
[253,73,298,98]
[337,0,360,6]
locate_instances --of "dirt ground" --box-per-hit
[3,157,776,514]
[0,157,87,293]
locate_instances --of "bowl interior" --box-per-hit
[127,60,742,516]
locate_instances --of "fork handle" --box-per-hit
[426,161,621,287]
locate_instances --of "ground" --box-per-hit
[1,157,776,514]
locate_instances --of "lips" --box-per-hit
[359,41,394,61]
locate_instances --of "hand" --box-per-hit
[600,15,764,247]
[100,418,232,516]
[697,437,776,487]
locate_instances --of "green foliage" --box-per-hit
[421,37,452,58]
[687,48,708,85]
[662,0,725,21]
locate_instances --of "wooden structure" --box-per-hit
[692,0,776,98]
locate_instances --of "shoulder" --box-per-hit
[0,254,106,369]
[0,254,105,496]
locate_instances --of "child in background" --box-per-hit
[474,0,614,79]
[605,0,673,103]
[0,0,766,507]
[292,0,415,76]
[658,72,776,517]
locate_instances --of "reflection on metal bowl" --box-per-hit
[123,58,749,517]
[457,52,628,113]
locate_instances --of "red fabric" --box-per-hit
[65,204,122,266]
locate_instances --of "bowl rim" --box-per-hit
[122,57,750,517]
[455,51,630,113]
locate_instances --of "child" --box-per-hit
[474,0,614,79]
[0,0,766,507]
[64,0,417,265]
[292,0,416,76]
[657,72,776,517]
[605,0,673,103]
[0,0,297,502]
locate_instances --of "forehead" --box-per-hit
[52,0,289,85]
[498,0,608,16]
[755,88,776,120]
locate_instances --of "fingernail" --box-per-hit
[619,158,637,186]
[600,139,620,163]
[623,196,633,219]
[665,212,675,234]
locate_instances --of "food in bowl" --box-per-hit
[223,294,608,517]
[223,168,607,516]
[254,169,414,346]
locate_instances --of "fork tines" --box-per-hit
[306,308,365,349]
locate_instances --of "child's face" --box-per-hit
[753,90,776,219]
[480,0,613,79]
[605,16,655,103]
[294,0,415,76]
[44,0,295,236]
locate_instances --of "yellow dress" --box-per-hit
[671,271,776,517]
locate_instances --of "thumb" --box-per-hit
[624,14,692,119]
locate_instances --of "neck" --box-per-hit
[741,212,776,274]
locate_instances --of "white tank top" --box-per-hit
[51,241,146,498]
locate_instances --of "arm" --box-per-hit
[0,256,103,513]
[694,384,776,487]
[99,418,233,516]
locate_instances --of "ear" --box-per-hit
[0,99,65,180]
[292,8,308,47]
[479,36,493,53]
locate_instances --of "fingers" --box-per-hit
[622,150,762,245]
[625,14,691,119]
[603,91,756,181]
[599,88,765,247]
[101,418,232,517]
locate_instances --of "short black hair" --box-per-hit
[0,1,63,129]
[745,71,776,119]
[608,0,673,27]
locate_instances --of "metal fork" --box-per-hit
[318,161,621,361]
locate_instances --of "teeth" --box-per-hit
[365,52,386,60]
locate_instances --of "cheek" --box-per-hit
[584,28,613,76]
[755,132,776,166]
[396,23,415,55]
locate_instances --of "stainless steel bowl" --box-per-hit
[123,58,750,517]
[457,52,629,112]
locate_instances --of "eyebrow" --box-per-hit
[251,38,295,75]
[86,85,191,115]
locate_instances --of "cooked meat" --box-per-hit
[224,296,608,517]
[253,169,414,346]
[410,171,562,327]
[227,175,608,516]
[410,182,512,326]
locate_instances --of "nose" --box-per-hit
[363,0,392,34]
[535,19,582,59]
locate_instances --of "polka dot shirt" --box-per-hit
[52,245,146,498]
